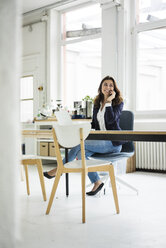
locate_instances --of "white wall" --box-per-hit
[101,0,133,111]
[22,9,62,113]
[22,21,47,115]
[101,2,127,107]
[22,1,166,130]
[0,0,21,246]
[102,6,117,79]
[48,9,61,103]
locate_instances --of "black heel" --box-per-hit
[43,172,55,179]
[86,183,104,196]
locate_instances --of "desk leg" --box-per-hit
[65,148,69,197]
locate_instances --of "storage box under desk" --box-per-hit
[40,142,48,156]
[49,142,56,157]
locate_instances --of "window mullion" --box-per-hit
[136,18,166,33]
[61,33,101,46]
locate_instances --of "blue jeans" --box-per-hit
[63,140,122,183]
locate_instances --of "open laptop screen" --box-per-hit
[55,110,72,125]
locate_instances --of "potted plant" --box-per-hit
[82,95,93,119]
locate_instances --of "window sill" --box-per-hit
[134,119,166,131]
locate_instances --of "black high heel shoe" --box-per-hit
[86,183,104,196]
[43,172,55,179]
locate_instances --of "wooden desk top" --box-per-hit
[34,118,91,122]
[34,117,57,122]
[22,129,52,138]
[22,129,166,142]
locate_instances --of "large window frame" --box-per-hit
[20,75,34,123]
[133,1,166,118]
[60,3,102,108]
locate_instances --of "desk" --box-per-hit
[64,130,166,196]
[23,129,166,196]
[24,129,166,143]
[88,130,166,142]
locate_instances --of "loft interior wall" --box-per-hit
[22,2,122,112]
[102,6,117,79]
[48,9,61,103]
[22,8,61,110]
[0,0,21,247]
[102,2,128,109]
[22,21,47,116]
[22,1,132,114]
[22,0,166,131]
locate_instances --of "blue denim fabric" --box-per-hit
[63,140,122,183]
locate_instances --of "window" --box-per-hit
[61,4,101,109]
[135,0,166,112]
[137,0,166,23]
[137,28,166,111]
[20,76,33,122]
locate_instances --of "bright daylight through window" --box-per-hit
[136,0,166,111]
[62,4,101,109]
[138,0,166,23]
[20,76,33,122]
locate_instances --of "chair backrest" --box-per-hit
[53,122,91,148]
[119,110,135,153]
[119,110,134,131]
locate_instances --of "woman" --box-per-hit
[44,75,124,196]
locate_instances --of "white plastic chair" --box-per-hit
[46,121,119,223]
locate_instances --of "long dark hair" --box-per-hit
[94,76,123,108]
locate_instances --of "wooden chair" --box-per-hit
[21,130,49,201]
[45,122,119,223]
[21,156,46,201]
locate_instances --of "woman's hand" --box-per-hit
[106,91,116,103]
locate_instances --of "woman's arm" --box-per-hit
[105,102,124,125]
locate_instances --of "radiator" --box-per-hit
[136,142,166,171]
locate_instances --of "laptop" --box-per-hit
[55,110,73,125]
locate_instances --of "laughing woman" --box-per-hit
[44,75,124,196]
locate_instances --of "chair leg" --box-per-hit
[24,164,30,195]
[109,166,119,214]
[36,159,47,201]
[116,176,138,194]
[46,169,62,215]
[81,170,86,223]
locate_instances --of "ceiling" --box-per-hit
[22,0,64,14]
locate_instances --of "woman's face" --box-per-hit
[101,79,114,97]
